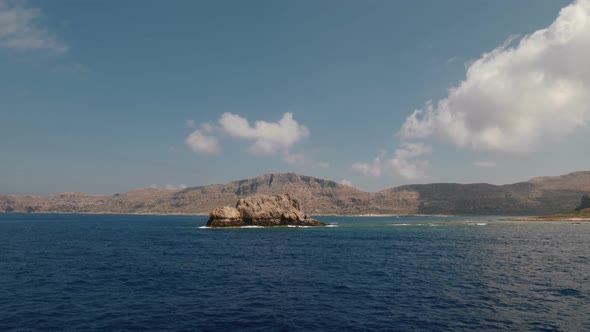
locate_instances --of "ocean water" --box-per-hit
[1,214,589,331]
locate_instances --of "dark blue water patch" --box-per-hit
[0,214,589,331]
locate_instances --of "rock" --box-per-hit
[206,194,324,227]
[207,206,244,227]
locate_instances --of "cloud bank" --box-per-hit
[400,0,590,153]
[353,143,432,180]
[0,0,67,53]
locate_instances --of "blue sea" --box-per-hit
[1,214,589,331]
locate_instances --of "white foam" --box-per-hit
[240,225,264,228]
[476,223,487,226]
[198,226,210,229]
[325,224,339,227]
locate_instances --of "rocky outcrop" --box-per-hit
[206,194,324,227]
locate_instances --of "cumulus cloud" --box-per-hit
[185,123,220,154]
[474,161,497,168]
[390,143,433,179]
[0,0,67,53]
[185,113,315,166]
[219,112,310,155]
[400,0,590,153]
[353,155,385,178]
[353,143,432,180]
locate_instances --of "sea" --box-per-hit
[0,214,589,331]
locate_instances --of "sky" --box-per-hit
[1,0,589,195]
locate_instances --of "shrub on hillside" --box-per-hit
[575,194,590,211]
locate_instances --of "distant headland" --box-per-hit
[1,171,590,217]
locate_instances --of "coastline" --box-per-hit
[0,211,209,217]
[2,212,590,223]
[0,212,451,217]
[329,214,456,218]
[501,216,590,222]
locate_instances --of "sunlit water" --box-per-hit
[1,214,589,331]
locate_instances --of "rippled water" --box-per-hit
[1,214,589,331]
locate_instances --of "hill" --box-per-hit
[1,171,590,216]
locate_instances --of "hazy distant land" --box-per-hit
[1,171,590,217]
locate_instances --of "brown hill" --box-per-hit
[1,171,589,216]
[528,171,590,191]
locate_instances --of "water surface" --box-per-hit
[1,214,589,331]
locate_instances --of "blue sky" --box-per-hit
[2,0,589,195]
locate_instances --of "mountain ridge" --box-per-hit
[1,171,589,216]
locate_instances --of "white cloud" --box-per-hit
[219,112,310,155]
[0,0,67,53]
[400,0,590,154]
[185,123,220,154]
[340,179,354,187]
[185,113,313,165]
[353,156,385,178]
[474,161,497,168]
[317,162,330,169]
[353,143,432,180]
[165,184,188,190]
[150,184,188,190]
[389,143,433,180]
